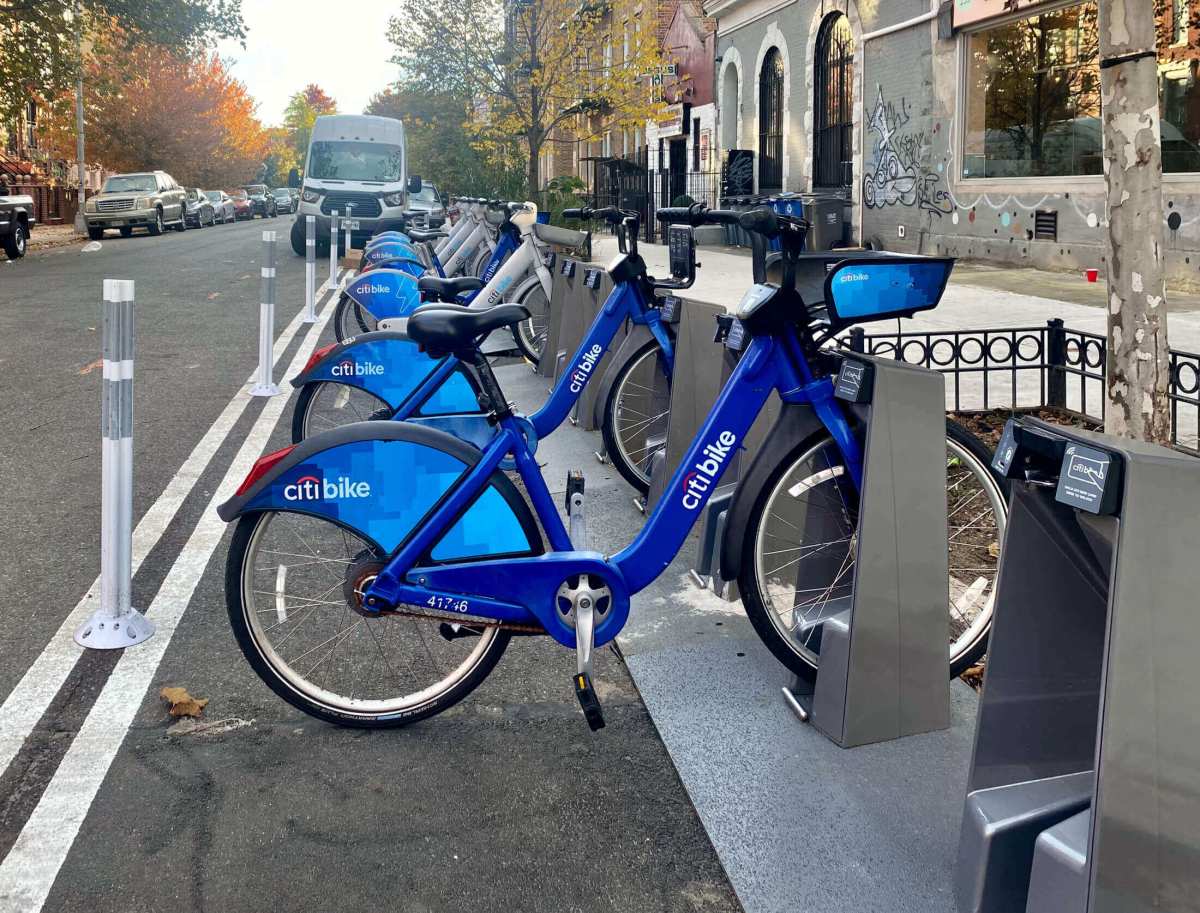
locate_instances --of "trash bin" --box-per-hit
[800,193,844,250]
[954,415,1200,913]
[769,193,805,252]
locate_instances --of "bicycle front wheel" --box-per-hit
[291,382,392,443]
[737,419,1007,683]
[512,281,550,363]
[600,341,672,495]
[334,293,377,342]
[226,511,510,727]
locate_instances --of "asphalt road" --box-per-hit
[0,218,740,912]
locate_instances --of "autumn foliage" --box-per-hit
[41,45,268,188]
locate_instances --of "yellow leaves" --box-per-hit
[160,686,209,718]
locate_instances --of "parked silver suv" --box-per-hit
[84,171,188,239]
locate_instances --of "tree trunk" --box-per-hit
[526,132,542,202]
[1098,0,1171,443]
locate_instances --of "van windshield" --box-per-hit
[308,141,404,182]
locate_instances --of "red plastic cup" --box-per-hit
[1085,268,1099,282]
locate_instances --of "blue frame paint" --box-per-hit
[362,326,862,649]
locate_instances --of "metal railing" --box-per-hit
[846,319,1199,456]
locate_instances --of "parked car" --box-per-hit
[271,187,295,214]
[406,180,446,227]
[0,182,34,259]
[205,189,236,224]
[230,190,253,220]
[184,188,216,228]
[83,171,187,238]
[242,184,277,219]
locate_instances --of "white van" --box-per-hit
[290,113,421,256]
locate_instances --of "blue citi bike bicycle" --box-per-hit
[218,204,1007,729]
[292,206,675,495]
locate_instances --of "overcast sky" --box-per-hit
[218,0,401,126]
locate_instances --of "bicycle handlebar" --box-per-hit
[562,206,630,226]
[656,202,806,240]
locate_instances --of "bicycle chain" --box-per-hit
[383,604,546,634]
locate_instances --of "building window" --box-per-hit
[692,117,701,170]
[758,48,784,190]
[1172,0,1189,44]
[813,13,854,188]
[963,1,1200,178]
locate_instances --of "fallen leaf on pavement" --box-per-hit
[207,292,221,300]
[78,359,103,375]
[160,686,209,718]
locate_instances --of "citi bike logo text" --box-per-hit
[568,344,603,393]
[484,275,514,306]
[283,474,372,502]
[680,431,737,510]
[330,359,384,377]
[356,283,390,295]
[838,271,870,283]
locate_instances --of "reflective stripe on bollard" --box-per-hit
[73,279,156,649]
[250,231,280,396]
[303,215,317,324]
[328,208,339,291]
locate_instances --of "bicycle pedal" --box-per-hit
[574,673,606,731]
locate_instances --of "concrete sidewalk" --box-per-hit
[594,236,1200,350]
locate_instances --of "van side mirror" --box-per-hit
[408,175,422,194]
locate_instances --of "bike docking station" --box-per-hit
[777,350,951,747]
[537,251,576,379]
[250,230,280,397]
[74,279,156,649]
[955,416,1200,913]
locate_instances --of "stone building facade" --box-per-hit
[704,0,1200,283]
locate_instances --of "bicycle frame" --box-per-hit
[383,275,674,444]
[365,322,863,649]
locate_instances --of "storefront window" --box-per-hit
[962,1,1200,178]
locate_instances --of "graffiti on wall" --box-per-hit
[863,85,953,217]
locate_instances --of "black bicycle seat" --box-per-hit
[417,276,484,303]
[408,303,530,352]
[408,228,447,242]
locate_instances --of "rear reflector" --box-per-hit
[302,342,337,374]
[235,445,296,497]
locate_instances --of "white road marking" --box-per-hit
[0,271,346,783]
[0,280,341,912]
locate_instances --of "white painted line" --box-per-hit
[101,360,134,382]
[0,271,347,783]
[0,287,340,913]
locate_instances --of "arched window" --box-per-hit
[813,13,854,188]
[758,48,784,191]
[720,64,739,150]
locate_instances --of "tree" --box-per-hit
[366,84,525,197]
[1098,0,1171,442]
[0,0,244,123]
[388,0,664,197]
[39,47,268,187]
[282,83,337,164]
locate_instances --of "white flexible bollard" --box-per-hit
[74,279,155,649]
[250,230,280,396]
[303,215,317,323]
[328,208,339,291]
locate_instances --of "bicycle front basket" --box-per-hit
[823,256,954,329]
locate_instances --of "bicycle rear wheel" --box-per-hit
[737,419,1006,683]
[226,511,510,728]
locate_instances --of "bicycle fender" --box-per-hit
[344,268,422,322]
[718,403,829,584]
[217,422,541,561]
[590,323,657,430]
[289,330,479,415]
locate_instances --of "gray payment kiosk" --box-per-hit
[955,416,1200,913]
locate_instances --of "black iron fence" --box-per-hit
[846,319,1200,457]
